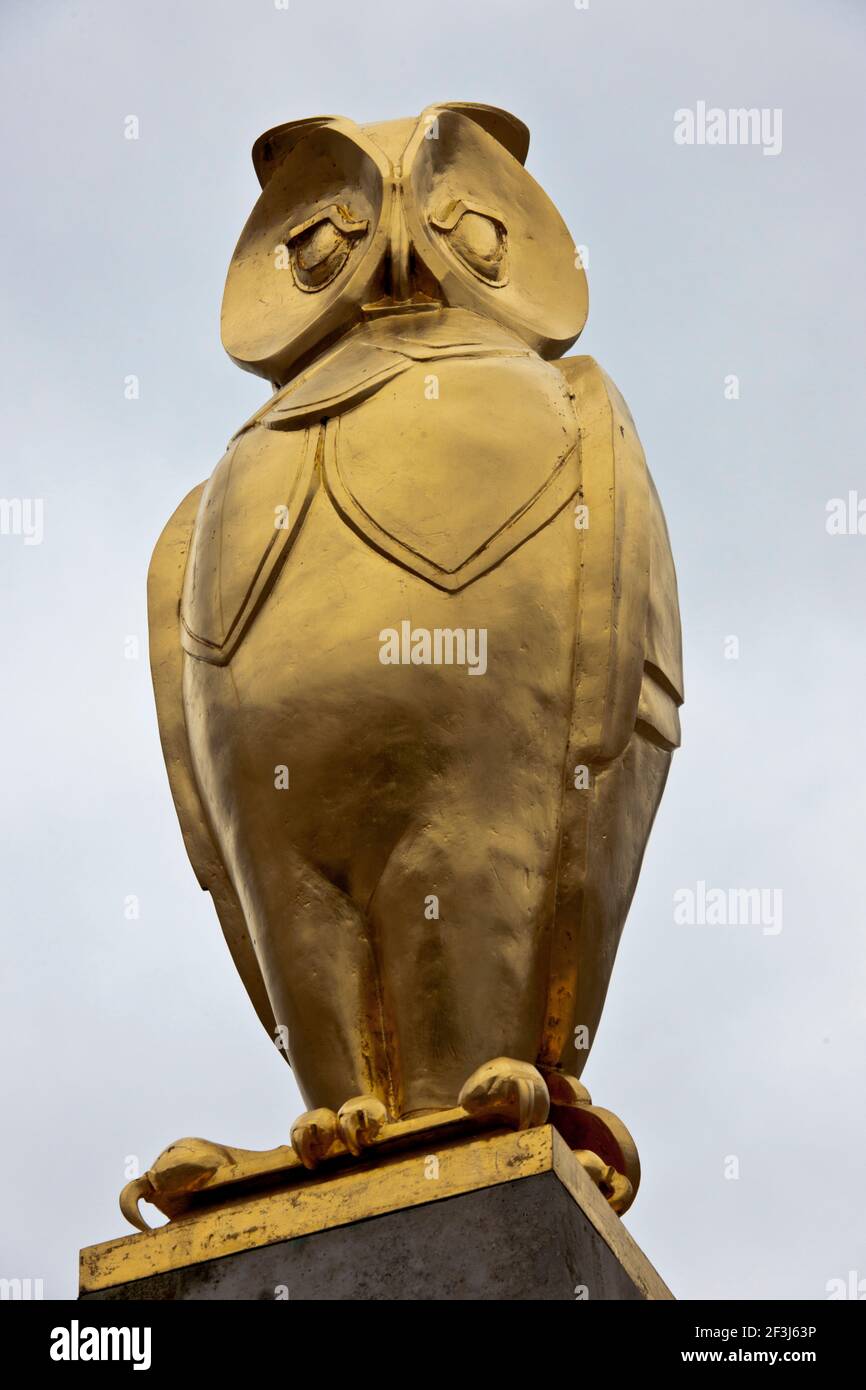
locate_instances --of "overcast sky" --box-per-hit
[1,0,864,1301]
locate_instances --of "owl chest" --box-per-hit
[184,478,583,847]
[181,351,581,668]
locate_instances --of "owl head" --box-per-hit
[221,103,588,386]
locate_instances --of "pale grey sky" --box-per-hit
[1,0,864,1300]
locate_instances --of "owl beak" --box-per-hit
[364,181,441,316]
[387,183,413,302]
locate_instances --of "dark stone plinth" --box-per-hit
[80,1126,672,1302]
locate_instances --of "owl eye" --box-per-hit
[282,204,369,293]
[429,200,508,286]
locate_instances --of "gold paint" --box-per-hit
[120,1074,640,1232]
[141,104,682,1237]
[87,1128,672,1299]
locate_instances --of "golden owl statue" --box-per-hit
[139,102,682,1223]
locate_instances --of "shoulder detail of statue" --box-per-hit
[180,424,320,665]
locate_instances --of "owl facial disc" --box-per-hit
[222,104,588,385]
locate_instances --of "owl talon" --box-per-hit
[337,1095,389,1156]
[574,1149,633,1214]
[458,1057,550,1131]
[118,1137,237,1230]
[291,1108,339,1170]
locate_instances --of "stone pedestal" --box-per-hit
[80,1126,672,1301]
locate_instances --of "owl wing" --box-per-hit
[147,484,279,1045]
[556,354,683,759]
[539,355,683,1075]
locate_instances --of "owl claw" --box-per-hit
[337,1095,388,1156]
[458,1057,550,1131]
[573,1149,634,1214]
[515,1077,540,1129]
[290,1108,339,1170]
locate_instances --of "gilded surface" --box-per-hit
[140,103,683,1230]
[91,1129,673,1299]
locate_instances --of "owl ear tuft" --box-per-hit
[252,117,342,187]
[428,103,530,164]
